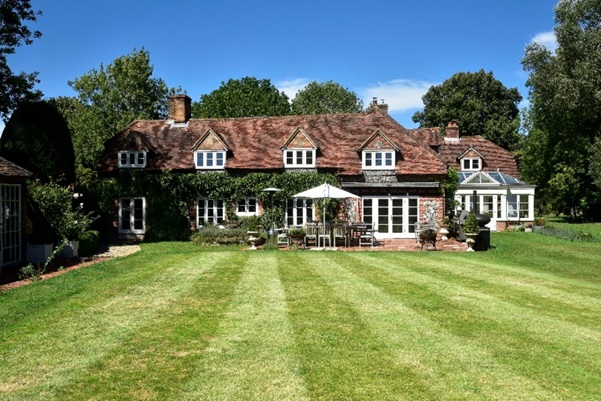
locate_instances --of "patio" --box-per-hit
[277,225,468,252]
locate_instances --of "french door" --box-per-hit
[362,197,419,238]
[119,197,145,235]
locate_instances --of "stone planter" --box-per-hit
[26,243,53,264]
[61,240,79,258]
[465,233,478,252]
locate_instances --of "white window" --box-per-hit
[286,198,314,226]
[507,194,530,219]
[236,198,257,216]
[462,158,481,171]
[284,149,315,168]
[119,197,145,234]
[362,151,395,170]
[195,151,226,169]
[197,198,225,226]
[118,151,146,168]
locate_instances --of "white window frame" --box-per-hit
[197,198,226,226]
[283,149,316,168]
[286,198,315,226]
[362,150,395,170]
[119,197,145,235]
[118,151,147,168]
[507,194,531,220]
[236,198,258,216]
[195,150,226,169]
[461,157,481,171]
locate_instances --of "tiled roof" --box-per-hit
[411,130,520,178]
[0,156,32,177]
[99,112,447,177]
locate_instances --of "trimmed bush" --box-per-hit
[79,230,100,256]
[191,226,266,246]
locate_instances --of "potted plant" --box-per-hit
[288,226,306,240]
[419,228,437,241]
[26,225,54,264]
[439,216,451,240]
[462,212,480,251]
[533,217,545,231]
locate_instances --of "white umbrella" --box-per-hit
[293,183,359,247]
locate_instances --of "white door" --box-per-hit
[362,197,418,238]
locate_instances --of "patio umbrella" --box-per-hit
[293,183,359,247]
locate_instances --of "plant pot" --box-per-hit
[26,243,53,263]
[61,240,79,258]
[465,233,478,252]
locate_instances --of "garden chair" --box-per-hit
[318,223,332,247]
[333,223,347,247]
[276,227,289,246]
[359,224,375,247]
[304,223,318,247]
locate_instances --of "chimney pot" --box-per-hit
[168,94,191,123]
[445,120,460,139]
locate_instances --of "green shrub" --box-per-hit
[190,225,266,246]
[463,212,480,234]
[79,230,100,256]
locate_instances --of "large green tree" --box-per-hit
[0,0,42,121]
[412,70,523,150]
[521,0,601,219]
[0,100,75,183]
[290,80,363,115]
[192,77,290,118]
[67,49,170,172]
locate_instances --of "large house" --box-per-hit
[98,95,534,240]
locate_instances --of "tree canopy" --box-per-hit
[521,0,601,218]
[0,0,43,121]
[66,49,170,172]
[191,77,290,118]
[412,70,523,150]
[290,81,363,115]
[0,100,75,183]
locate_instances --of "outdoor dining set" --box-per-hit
[277,222,376,249]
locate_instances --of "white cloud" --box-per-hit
[360,79,437,113]
[276,78,311,100]
[532,31,557,52]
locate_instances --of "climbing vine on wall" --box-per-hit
[92,170,339,240]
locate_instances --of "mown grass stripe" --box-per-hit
[341,252,600,398]
[177,252,310,401]
[0,251,231,399]
[279,253,437,401]
[303,252,559,400]
[374,252,601,330]
[43,251,247,401]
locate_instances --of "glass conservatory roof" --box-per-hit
[458,171,525,185]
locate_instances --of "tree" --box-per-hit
[290,81,363,115]
[0,0,43,120]
[192,77,290,118]
[67,49,170,171]
[521,0,601,219]
[0,100,75,183]
[412,70,523,150]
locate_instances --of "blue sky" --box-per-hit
[6,0,558,130]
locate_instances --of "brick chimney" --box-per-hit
[168,94,191,123]
[445,121,460,140]
[371,97,389,115]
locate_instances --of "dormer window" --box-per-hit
[284,149,315,168]
[195,150,226,169]
[462,157,481,171]
[118,150,146,168]
[363,150,395,169]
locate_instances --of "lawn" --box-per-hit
[0,233,600,400]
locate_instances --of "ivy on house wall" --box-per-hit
[92,170,339,241]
